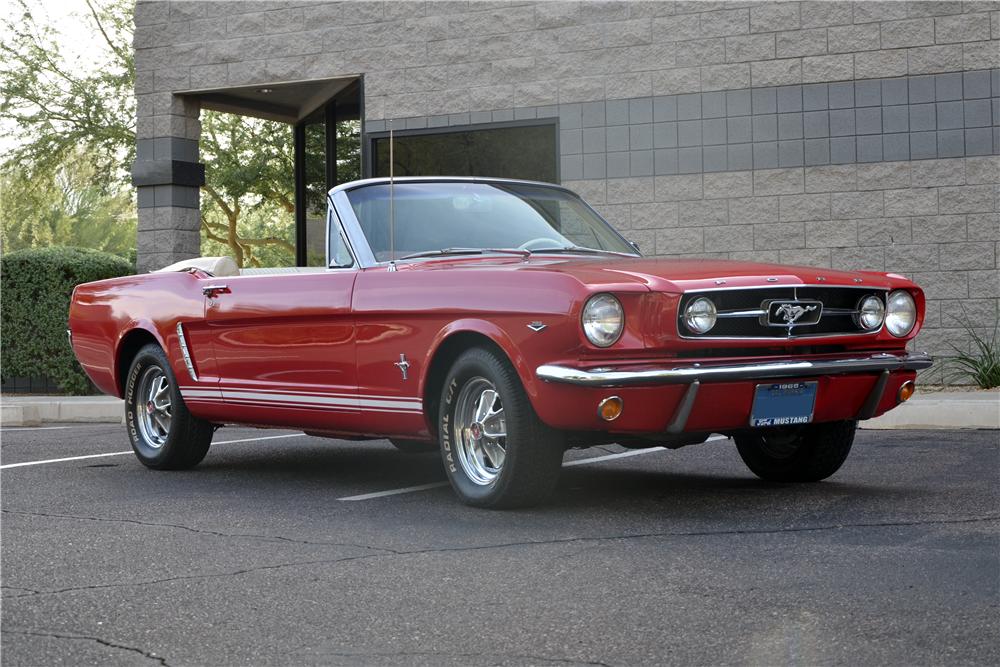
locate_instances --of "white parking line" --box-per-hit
[563,435,728,467]
[339,481,450,501]
[1,426,76,432]
[0,433,305,470]
[338,435,730,501]
[213,433,304,446]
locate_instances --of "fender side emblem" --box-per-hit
[527,322,547,332]
[394,353,410,380]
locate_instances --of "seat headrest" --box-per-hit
[155,256,240,277]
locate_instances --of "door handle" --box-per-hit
[202,284,229,297]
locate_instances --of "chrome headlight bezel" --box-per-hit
[856,294,886,331]
[683,296,718,335]
[885,289,917,337]
[582,293,624,347]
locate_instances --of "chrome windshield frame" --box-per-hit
[327,177,640,269]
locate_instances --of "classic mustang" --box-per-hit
[69,177,931,507]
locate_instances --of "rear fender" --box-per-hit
[113,321,170,397]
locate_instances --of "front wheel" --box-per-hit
[439,347,564,508]
[734,420,857,483]
[125,343,213,470]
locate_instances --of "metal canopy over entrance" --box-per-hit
[180,77,363,266]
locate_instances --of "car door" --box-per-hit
[202,269,359,430]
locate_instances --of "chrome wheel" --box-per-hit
[453,377,507,485]
[137,366,171,449]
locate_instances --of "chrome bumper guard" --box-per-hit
[536,352,933,388]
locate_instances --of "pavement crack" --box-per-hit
[4,628,169,666]
[0,508,399,555]
[6,515,996,602]
[5,552,385,601]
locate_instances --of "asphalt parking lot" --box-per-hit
[1,423,997,666]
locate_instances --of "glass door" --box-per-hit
[294,82,361,266]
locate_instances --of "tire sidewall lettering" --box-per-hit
[441,378,458,472]
[125,360,142,445]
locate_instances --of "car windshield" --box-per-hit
[345,181,637,262]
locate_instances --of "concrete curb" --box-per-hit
[2,392,997,430]
[861,390,999,430]
[2,396,124,427]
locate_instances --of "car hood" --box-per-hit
[404,255,902,293]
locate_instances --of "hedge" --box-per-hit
[1,246,134,394]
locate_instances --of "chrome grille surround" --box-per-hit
[677,285,888,340]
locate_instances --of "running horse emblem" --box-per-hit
[775,303,818,325]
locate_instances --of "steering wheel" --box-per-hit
[518,237,562,251]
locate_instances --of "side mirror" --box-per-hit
[629,240,640,253]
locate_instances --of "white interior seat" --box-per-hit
[155,256,240,277]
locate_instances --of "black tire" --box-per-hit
[439,347,565,509]
[734,420,857,483]
[125,343,213,470]
[389,438,437,454]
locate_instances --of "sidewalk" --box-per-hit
[2,390,997,430]
[860,389,999,430]
[2,395,123,427]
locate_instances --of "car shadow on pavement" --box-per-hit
[111,437,924,515]
[552,465,921,512]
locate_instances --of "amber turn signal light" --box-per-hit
[598,396,624,421]
[897,381,915,403]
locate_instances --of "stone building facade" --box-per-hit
[133,0,999,364]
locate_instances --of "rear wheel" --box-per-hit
[125,343,213,470]
[439,347,564,508]
[734,420,856,483]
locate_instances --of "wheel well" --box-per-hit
[116,329,159,395]
[422,331,506,437]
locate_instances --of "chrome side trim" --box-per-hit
[536,352,933,388]
[175,323,198,381]
[717,307,860,319]
[717,309,767,318]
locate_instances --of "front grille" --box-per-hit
[678,286,886,339]
[676,344,849,358]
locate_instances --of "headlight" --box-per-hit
[582,294,624,347]
[684,297,717,334]
[857,294,885,331]
[885,290,916,337]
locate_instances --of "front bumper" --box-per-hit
[536,351,932,387]
[531,351,932,435]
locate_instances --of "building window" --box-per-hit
[368,121,558,184]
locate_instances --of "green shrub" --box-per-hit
[1,246,134,394]
[945,326,1000,390]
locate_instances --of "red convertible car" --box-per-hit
[69,177,931,507]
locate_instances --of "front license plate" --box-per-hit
[750,381,818,427]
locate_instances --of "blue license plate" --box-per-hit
[750,381,818,427]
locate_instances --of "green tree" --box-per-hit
[0,0,134,189]
[0,0,322,267]
[199,111,296,267]
[1,148,137,259]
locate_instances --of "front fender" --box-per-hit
[420,318,542,404]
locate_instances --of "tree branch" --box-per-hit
[84,0,129,63]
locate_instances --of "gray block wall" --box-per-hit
[135,0,1000,367]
